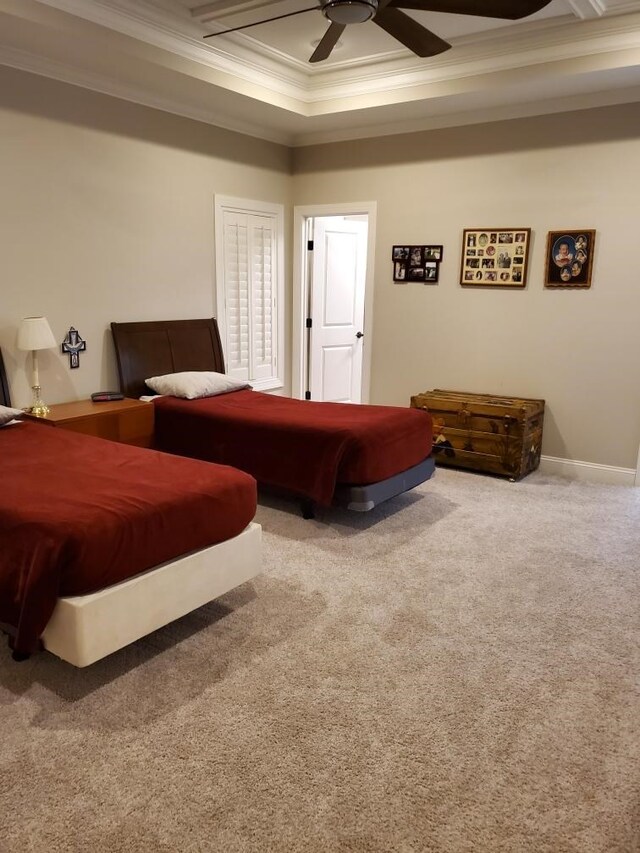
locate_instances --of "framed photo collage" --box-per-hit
[461,228,531,287]
[392,245,443,284]
[393,228,596,289]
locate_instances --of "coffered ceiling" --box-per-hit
[1,0,639,145]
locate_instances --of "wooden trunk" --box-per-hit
[411,389,545,480]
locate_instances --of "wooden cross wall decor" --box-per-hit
[62,327,86,369]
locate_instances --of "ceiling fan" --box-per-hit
[203,0,554,63]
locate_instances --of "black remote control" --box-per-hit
[91,391,124,402]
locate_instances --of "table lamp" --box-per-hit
[17,316,57,416]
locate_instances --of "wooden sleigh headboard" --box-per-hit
[0,350,11,408]
[110,318,226,399]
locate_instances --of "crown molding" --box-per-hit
[304,11,640,107]
[3,0,640,147]
[27,0,640,109]
[291,83,640,145]
[0,43,295,145]
[4,36,639,150]
[31,0,310,92]
[308,8,640,79]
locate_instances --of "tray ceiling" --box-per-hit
[0,0,639,145]
[185,0,565,64]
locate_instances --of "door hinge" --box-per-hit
[306,318,312,329]
[305,391,311,400]
[307,240,314,251]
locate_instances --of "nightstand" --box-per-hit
[23,398,154,448]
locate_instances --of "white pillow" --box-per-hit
[0,404,24,427]
[145,371,251,400]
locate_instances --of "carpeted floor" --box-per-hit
[1,468,639,853]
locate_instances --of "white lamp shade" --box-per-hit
[17,317,57,351]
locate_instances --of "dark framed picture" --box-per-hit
[544,230,595,288]
[460,228,531,287]
[392,244,443,284]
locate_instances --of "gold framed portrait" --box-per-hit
[544,230,595,288]
[460,228,531,287]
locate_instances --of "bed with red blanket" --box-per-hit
[111,319,435,514]
[0,359,260,665]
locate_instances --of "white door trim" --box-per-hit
[635,442,640,486]
[292,202,377,402]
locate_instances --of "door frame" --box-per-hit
[292,201,377,402]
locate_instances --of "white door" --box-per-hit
[309,217,367,403]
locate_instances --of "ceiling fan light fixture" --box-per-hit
[322,0,378,25]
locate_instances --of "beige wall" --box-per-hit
[293,105,640,469]
[0,66,292,408]
[2,66,639,470]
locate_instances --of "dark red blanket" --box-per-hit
[0,422,256,655]
[153,391,432,506]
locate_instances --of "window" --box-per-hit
[214,196,284,392]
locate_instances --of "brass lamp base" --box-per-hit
[29,385,50,417]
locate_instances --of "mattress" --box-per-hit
[152,390,433,506]
[0,422,257,655]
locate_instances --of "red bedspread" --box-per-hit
[0,422,256,655]
[153,391,432,506]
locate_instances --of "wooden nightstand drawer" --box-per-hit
[24,399,154,448]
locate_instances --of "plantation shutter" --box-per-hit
[221,210,277,384]
[222,212,250,381]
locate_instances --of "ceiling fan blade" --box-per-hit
[374,7,451,57]
[388,0,553,20]
[309,21,346,63]
[204,6,319,39]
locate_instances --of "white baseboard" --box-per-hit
[539,455,637,487]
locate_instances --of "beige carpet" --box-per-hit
[1,468,639,853]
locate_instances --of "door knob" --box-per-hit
[356,331,364,339]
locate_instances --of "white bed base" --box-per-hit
[41,522,262,667]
